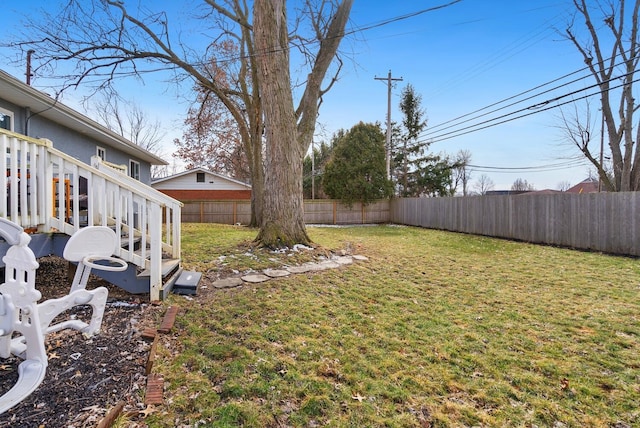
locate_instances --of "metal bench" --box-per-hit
[0,221,127,414]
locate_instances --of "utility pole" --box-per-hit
[599,109,604,192]
[26,50,35,85]
[311,141,315,200]
[375,70,402,179]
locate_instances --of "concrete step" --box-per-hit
[171,270,202,296]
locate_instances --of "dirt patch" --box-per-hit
[0,256,162,428]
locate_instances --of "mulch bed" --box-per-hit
[0,256,163,428]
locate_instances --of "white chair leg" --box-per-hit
[38,286,109,336]
[70,262,93,293]
[82,286,109,335]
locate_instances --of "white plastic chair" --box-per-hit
[63,226,129,293]
[0,224,128,414]
[37,226,128,336]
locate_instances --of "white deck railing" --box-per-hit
[0,128,183,300]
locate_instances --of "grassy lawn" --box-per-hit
[145,223,640,427]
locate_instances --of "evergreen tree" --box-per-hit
[394,84,455,197]
[397,84,428,195]
[322,123,393,206]
[409,154,456,196]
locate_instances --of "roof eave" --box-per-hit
[0,70,169,166]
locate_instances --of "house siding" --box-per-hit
[31,118,152,183]
[0,72,159,185]
[152,169,252,201]
[158,189,251,200]
[153,171,250,191]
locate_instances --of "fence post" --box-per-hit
[233,201,237,225]
[333,201,337,225]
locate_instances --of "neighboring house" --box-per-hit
[525,189,561,195]
[152,168,252,201]
[485,190,530,196]
[0,69,167,183]
[566,178,600,194]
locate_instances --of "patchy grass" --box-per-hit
[148,223,640,427]
[180,223,328,276]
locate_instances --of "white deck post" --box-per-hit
[149,202,162,301]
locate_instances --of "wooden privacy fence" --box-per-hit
[181,199,390,225]
[182,200,252,225]
[181,193,640,257]
[391,193,640,257]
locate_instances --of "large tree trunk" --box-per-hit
[253,0,310,247]
[248,140,264,227]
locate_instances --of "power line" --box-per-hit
[422,67,592,136]
[415,70,639,145]
[426,7,569,101]
[468,159,589,174]
[346,0,463,37]
[419,71,593,140]
[421,47,638,140]
[186,1,465,68]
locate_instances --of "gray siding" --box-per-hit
[0,101,152,184]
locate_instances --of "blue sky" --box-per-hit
[0,1,597,191]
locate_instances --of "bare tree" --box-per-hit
[474,174,495,195]
[89,94,170,178]
[12,0,354,245]
[174,79,250,183]
[452,149,472,195]
[556,99,614,190]
[511,178,535,191]
[565,0,640,191]
[91,95,165,152]
[557,180,572,191]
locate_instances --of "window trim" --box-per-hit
[0,106,14,131]
[129,159,140,181]
[96,146,106,161]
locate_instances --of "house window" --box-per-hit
[129,160,140,181]
[0,107,14,131]
[97,146,106,160]
[196,172,205,183]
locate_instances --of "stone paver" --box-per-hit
[315,260,341,270]
[264,269,291,278]
[212,277,244,289]
[241,273,271,283]
[198,254,370,293]
[286,265,313,274]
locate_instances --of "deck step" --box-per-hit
[159,267,182,300]
[138,258,181,278]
